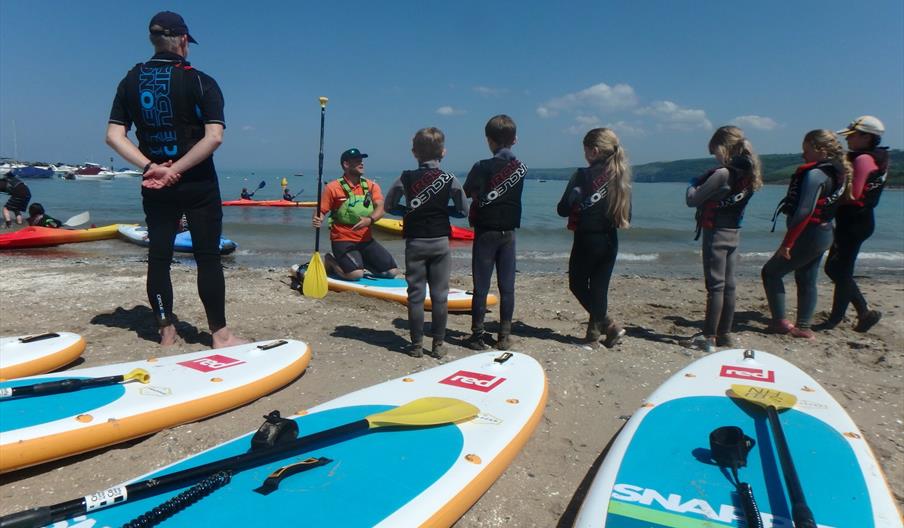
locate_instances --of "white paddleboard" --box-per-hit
[573,348,902,528]
[0,339,311,473]
[52,351,546,527]
[0,332,85,380]
[118,225,237,255]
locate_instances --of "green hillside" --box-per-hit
[528,149,904,185]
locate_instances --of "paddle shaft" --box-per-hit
[765,405,817,528]
[0,374,127,399]
[0,420,369,528]
[315,103,326,253]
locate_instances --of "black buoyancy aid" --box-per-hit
[771,161,844,230]
[568,165,614,232]
[124,61,206,163]
[847,148,889,208]
[694,167,753,239]
[401,168,454,238]
[468,158,527,230]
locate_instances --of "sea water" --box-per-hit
[11,168,903,278]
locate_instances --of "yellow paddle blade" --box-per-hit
[124,368,150,384]
[302,252,328,299]
[319,96,329,107]
[730,384,797,411]
[366,397,479,429]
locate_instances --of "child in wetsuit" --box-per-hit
[384,127,469,358]
[557,128,632,349]
[463,115,527,350]
[685,126,762,352]
[0,174,31,227]
[26,203,63,228]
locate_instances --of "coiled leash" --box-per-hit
[709,426,763,528]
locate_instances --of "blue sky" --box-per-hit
[1,1,902,172]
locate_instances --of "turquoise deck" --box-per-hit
[63,405,463,527]
[607,397,870,527]
[0,377,125,432]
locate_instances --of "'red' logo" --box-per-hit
[439,370,506,392]
[178,354,246,372]
[719,365,775,383]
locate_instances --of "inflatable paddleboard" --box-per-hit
[291,264,496,312]
[0,339,310,473]
[573,348,902,528]
[0,224,132,250]
[222,199,317,207]
[118,225,238,255]
[53,351,546,527]
[0,332,85,380]
[374,218,475,241]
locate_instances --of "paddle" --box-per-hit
[62,211,90,227]
[0,368,149,399]
[730,384,817,528]
[247,179,266,198]
[302,96,329,299]
[0,397,478,528]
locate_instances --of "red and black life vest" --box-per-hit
[400,167,454,238]
[467,158,527,230]
[772,161,844,230]
[567,164,615,232]
[694,167,753,239]
[846,148,889,208]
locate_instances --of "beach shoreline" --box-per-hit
[0,254,901,524]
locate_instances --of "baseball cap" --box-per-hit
[340,148,368,163]
[149,11,198,44]
[836,115,885,137]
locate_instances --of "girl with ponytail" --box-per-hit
[556,128,631,348]
[762,129,850,339]
[685,126,761,352]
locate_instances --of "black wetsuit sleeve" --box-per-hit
[384,176,406,216]
[557,172,581,217]
[195,71,225,128]
[108,77,131,128]
[686,168,730,207]
[449,176,469,218]
[463,162,483,198]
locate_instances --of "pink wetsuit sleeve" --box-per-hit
[851,154,878,201]
[781,211,813,250]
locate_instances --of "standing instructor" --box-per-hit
[106,11,245,348]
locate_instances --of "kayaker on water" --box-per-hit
[105,10,246,348]
[241,187,255,200]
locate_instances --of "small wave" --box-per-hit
[618,253,659,262]
[859,252,904,262]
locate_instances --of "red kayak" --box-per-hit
[450,225,475,241]
[0,224,130,250]
[222,199,317,208]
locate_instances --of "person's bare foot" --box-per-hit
[159,325,181,346]
[211,327,250,349]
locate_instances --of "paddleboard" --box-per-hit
[374,218,475,241]
[222,199,317,207]
[573,348,903,528]
[53,351,546,527]
[118,225,238,255]
[291,264,497,312]
[0,332,85,380]
[0,224,132,250]
[0,339,311,473]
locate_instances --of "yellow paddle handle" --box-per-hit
[124,368,151,384]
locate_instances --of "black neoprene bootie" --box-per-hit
[496,321,512,350]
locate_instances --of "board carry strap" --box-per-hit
[253,457,332,495]
[18,333,60,343]
[709,426,763,528]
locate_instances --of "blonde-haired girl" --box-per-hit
[762,129,850,339]
[556,128,631,348]
[685,126,762,352]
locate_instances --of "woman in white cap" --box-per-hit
[821,115,889,332]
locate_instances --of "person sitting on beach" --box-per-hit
[26,203,63,228]
[312,148,399,280]
[0,173,31,228]
[463,115,527,351]
[821,116,889,333]
[557,128,630,349]
[684,126,762,353]
[762,129,850,339]
[240,187,254,200]
[385,127,469,359]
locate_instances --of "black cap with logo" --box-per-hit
[149,11,198,44]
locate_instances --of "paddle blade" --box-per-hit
[257,180,267,190]
[63,211,90,227]
[319,96,329,107]
[730,384,797,411]
[302,252,328,299]
[366,397,479,429]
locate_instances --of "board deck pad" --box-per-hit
[51,351,546,527]
[291,264,496,312]
[573,349,903,528]
[0,332,85,380]
[0,339,311,473]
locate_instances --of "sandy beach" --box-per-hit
[0,254,901,525]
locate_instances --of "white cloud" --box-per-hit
[605,120,645,137]
[731,115,779,131]
[436,106,465,116]
[537,82,639,118]
[566,116,646,136]
[474,86,507,97]
[636,100,712,131]
[565,115,602,134]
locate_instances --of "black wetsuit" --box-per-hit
[109,52,227,329]
[0,175,31,216]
